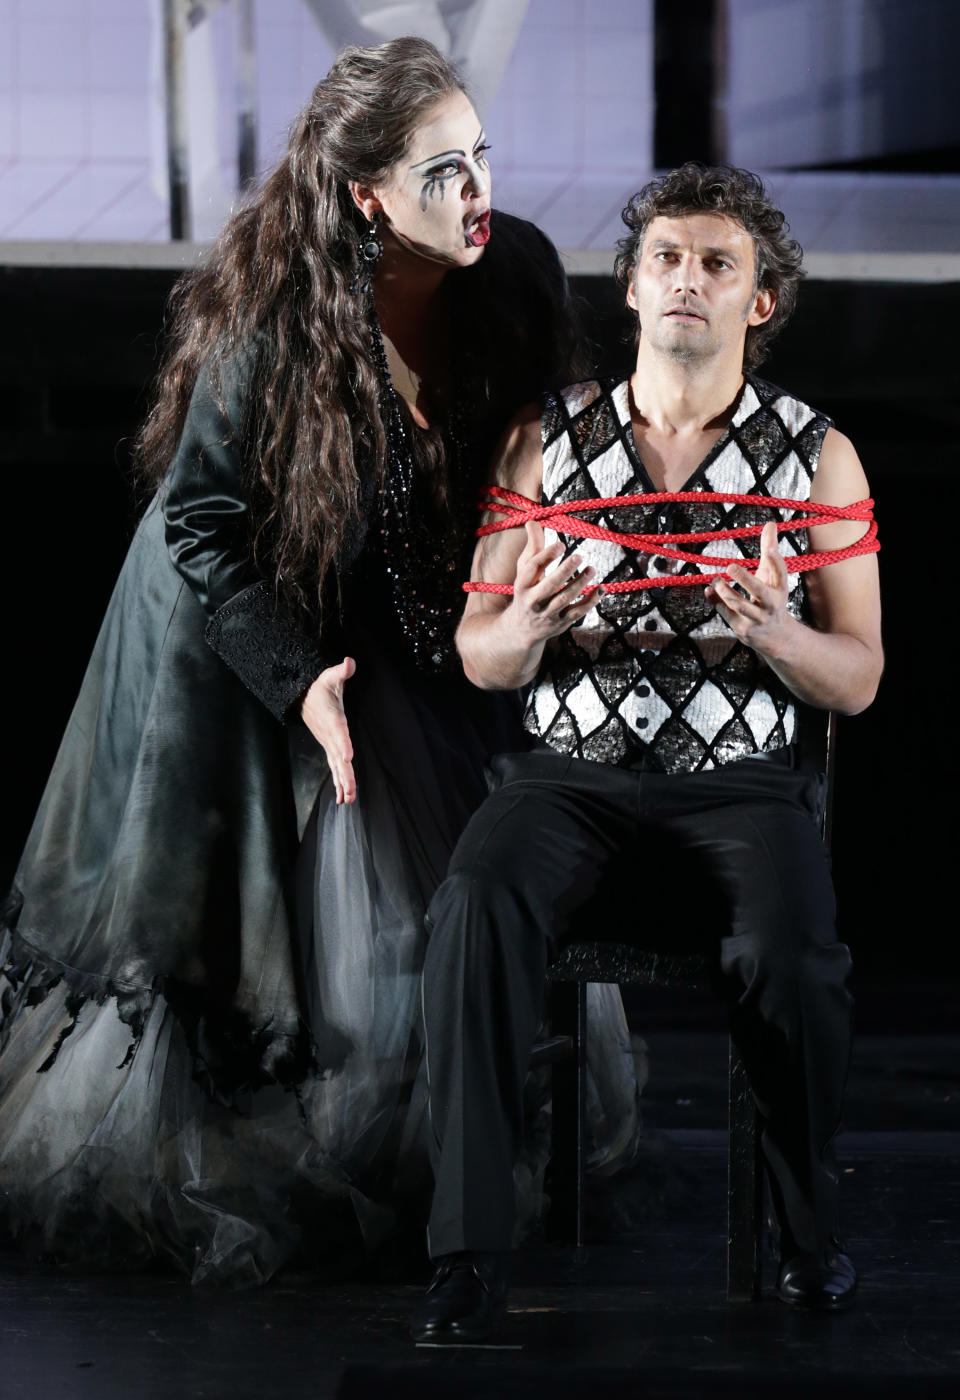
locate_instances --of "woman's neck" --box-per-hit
[374,234,448,334]
[373,239,451,427]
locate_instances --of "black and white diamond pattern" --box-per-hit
[525,376,831,773]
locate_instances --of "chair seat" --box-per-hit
[544,947,764,1300]
[547,942,713,991]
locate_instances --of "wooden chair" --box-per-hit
[537,712,836,1302]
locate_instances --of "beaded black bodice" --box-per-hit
[352,306,479,674]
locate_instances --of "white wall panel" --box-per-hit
[725,0,960,168]
[0,0,955,257]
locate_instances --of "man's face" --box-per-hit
[626,212,774,365]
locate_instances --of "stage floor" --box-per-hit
[2,1032,957,1399]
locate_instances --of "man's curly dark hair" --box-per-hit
[613,163,804,371]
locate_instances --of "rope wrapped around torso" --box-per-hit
[463,486,879,595]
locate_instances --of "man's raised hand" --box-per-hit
[508,521,603,640]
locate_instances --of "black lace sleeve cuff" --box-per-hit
[205,582,329,723]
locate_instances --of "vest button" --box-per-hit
[637,685,650,698]
[635,716,649,729]
[644,619,658,631]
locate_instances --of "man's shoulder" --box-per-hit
[545,374,622,416]
[540,377,627,459]
[744,372,833,433]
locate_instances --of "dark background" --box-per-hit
[2,263,957,1029]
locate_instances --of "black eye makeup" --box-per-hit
[419,168,455,210]
[412,135,490,211]
[424,160,461,179]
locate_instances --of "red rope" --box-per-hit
[463,487,879,595]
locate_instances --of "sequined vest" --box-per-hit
[523,376,831,774]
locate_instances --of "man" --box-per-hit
[412,164,883,1342]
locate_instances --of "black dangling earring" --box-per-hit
[351,213,383,293]
[360,213,383,266]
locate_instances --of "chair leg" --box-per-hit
[545,982,579,1242]
[726,1035,763,1301]
[574,980,588,1256]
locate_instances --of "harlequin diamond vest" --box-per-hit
[523,376,831,774]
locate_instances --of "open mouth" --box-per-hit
[465,210,491,247]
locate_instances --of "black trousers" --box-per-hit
[421,747,853,1260]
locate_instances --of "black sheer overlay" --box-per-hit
[0,213,639,1284]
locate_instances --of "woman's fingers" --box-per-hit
[326,658,356,802]
[301,658,359,801]
[326,702,356,803]
[327,709,354,761]
[333,755,357,805]
[327,727,356,804]
[336,654,357,686]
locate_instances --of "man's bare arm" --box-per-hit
[705,427,883,714]
[457,404,603,691]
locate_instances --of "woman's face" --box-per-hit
[372,90,492,269]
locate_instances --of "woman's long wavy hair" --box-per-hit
[136,38,483,613]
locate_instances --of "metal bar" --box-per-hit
[823,709,838,848]
[653,0,721,167]
[236,0,257,192]
[711,0,729,162]
[528,1034,575,1070]
[543,981,578,1245]
[187,0,230,26]
[163,0,192,240]
[726,1036,763,1301]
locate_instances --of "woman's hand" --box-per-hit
[301,658,357,804]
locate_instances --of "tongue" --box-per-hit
[466,214,490,247]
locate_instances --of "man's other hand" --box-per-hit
[705,521,790,651]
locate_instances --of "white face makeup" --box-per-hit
[372,89,492,269]
[627,213,773,364]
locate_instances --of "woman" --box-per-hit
[0,38,639,1285]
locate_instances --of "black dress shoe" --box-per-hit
[777,1247,857,1310]
[410,1252,508,1343]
